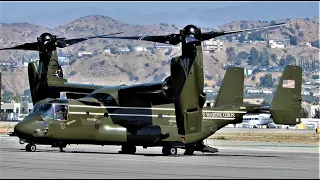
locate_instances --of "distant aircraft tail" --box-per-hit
[214,67,244,107]
[270,65,302,125]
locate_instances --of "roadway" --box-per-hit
[0,135,319,179]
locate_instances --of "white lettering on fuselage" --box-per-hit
[202,112,235,118]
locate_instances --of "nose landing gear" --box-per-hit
[25,143,36,152]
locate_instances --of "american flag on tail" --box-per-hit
[282,79,295,89]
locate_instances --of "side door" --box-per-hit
[64,105,95,140]
[47,104,68,139]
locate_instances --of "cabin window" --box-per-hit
[54,105,68,121]
[6,109,13,113]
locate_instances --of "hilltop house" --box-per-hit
[268,39,285,48]
[298,42,312,47]
[78,51,93,57]
[202,39,223,53]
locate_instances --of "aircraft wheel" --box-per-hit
[121,145,136,154]
[26,143,36,152]
[162,145,177,156]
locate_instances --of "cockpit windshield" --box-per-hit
[29,103,69,121]
[30,103,54,119]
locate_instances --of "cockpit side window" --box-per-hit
[54,105,68,121]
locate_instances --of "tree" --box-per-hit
[127,44,134,51]
[311,40,320,48]
[289,35,298,45]
[248,47,260,66]
[225,47,237,64]
[216,75,222,86]
[238,51,249,60]
[238,34,246,43]
[240,23,246,29]
[261,100,270,105]
[279,54,296,67]
[69,57,77,65]
[248,31,262,41]
[271,53,277,62]
[226,36,233,42]
[271,20,277,25]
[301,107,308,118]
[259,48,270,67]
[259,74,273,88]
[298,31,304,37]
[1,90,14,103]
[312,108,320,118]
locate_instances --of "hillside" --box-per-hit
[0,15,319,96]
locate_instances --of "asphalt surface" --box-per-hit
[0,135,319,179]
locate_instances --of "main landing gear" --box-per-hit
[162,144,177,156]
[51,143,67,152]
[184,141,219,155]
[119,145,136,154]
[25,143,36,152]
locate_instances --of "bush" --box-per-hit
[216,136,227,140]
[288,27,295,34]
[69,71,76,76]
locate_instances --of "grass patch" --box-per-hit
[214,136,228,140]
[210,132,320,144]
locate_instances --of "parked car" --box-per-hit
[267,123,277,128]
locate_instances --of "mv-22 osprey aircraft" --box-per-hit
[1,22,302,155]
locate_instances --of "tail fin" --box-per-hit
[270,65,302,125]
[214,67,244,107]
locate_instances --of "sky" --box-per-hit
[0,1,246,20]
[0,1,317,28]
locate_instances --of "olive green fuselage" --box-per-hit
[15,97,250,148]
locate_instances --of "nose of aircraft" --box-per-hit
[14,121,31,138]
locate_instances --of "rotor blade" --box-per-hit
[99,34,181,45]
[201,22,287,41]
[0,42,39,51]
[61,32,124,47]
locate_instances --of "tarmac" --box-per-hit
[0,134,319,179]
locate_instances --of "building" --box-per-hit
[78,51,93,57]
[268,39,285,48]
[134,46,147,52]
[103,49,111,55]
[117,47,131,53]
[154,42,180,50]
[202,39,223,53]
[297,42,312,47]
[245,88,273,95]
[1,102,34,121]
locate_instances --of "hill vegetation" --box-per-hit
[0,15,319,101]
